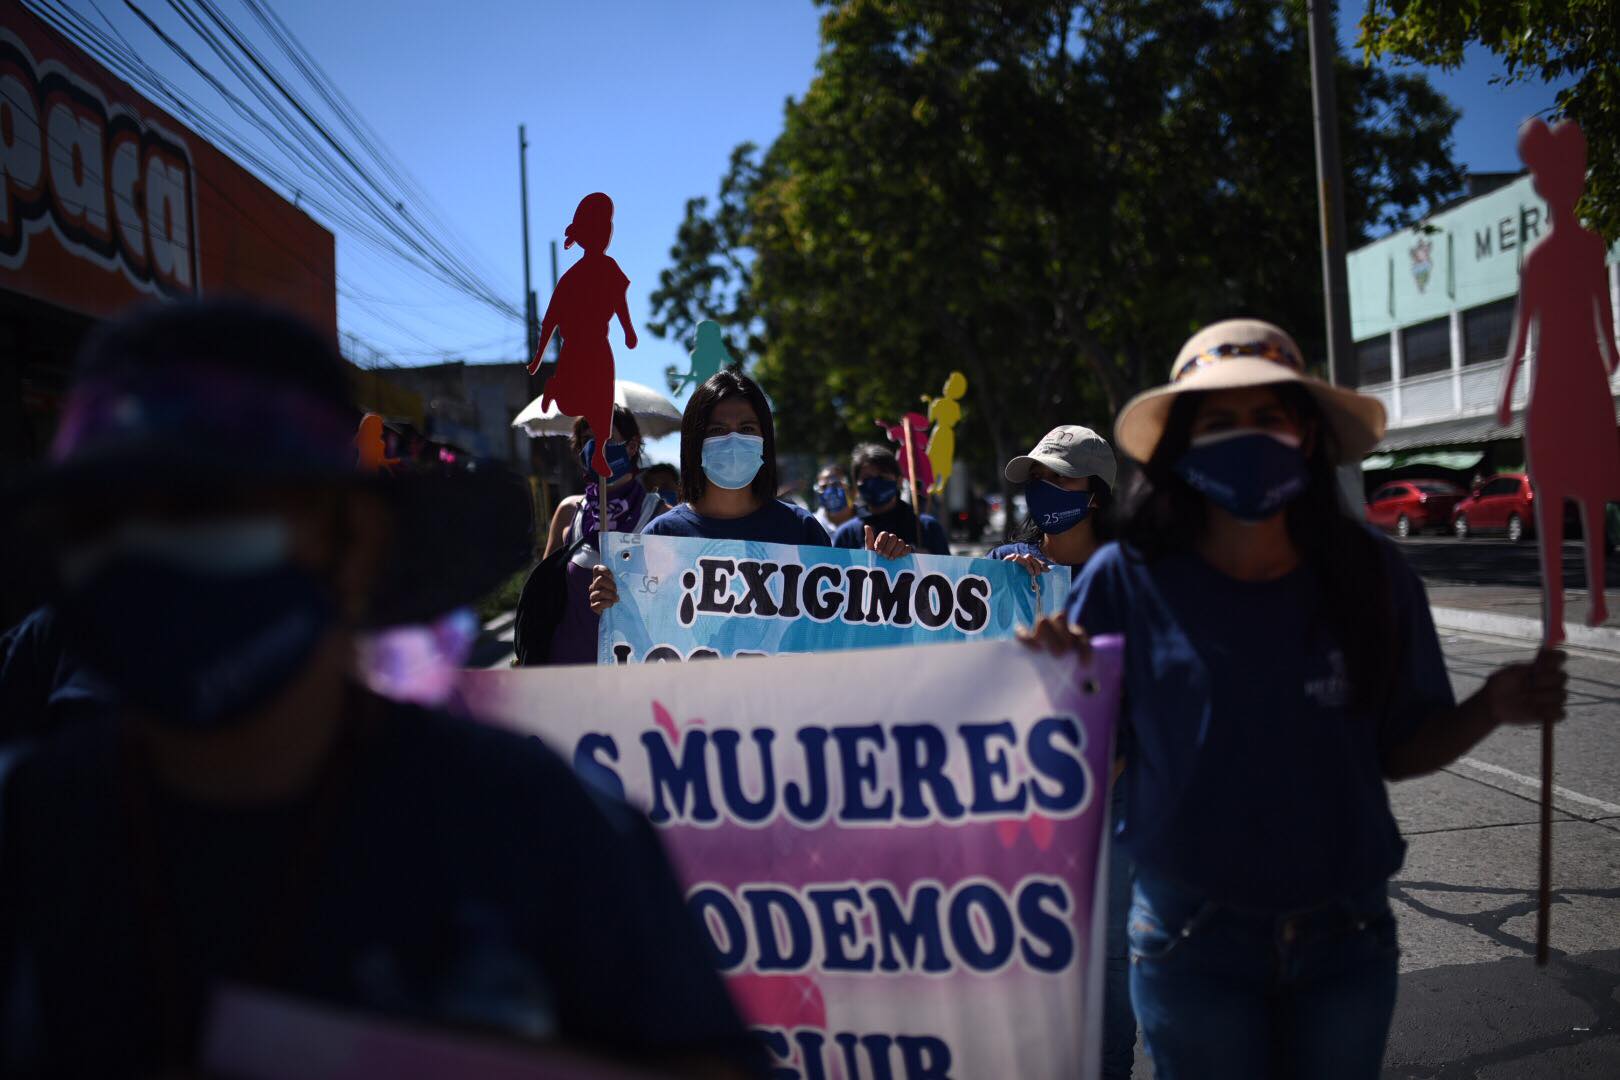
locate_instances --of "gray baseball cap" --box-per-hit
[1004,425,1117,487]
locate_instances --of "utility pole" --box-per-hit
[1306,0,1351,388]
[1307,2,1367,523]
[547,237,571,504]
[517,124,549,536]
[518,124,538,360]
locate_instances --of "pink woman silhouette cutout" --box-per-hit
[876,412,935,493]
[528,192,637,477]
[1497,120,1620,644]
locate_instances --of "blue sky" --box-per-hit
[67,0,1572,458]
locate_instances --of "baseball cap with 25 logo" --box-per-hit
[1003,425,1117,487]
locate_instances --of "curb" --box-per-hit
[1430,604,1620,655]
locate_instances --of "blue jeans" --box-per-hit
[1127,872,1398,1080]
[1102,797,1137,1079]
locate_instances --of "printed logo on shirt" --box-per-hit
[1304,649,1349,709]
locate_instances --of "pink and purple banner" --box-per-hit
[459,637,1121,1079]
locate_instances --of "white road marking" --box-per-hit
[1453,756,1620,816]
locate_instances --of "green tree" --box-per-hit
[1359,0,1620,243]
[651,1,1463,515]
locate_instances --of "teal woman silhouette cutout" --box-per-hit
[666,320,736,393]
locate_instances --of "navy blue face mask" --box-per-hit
[817,483,849,512]
[57,519,336,731]
[1025,480,1093,534]
[1173,430,1308,522]
[579,438,633,481]
[657,487,679,508]
[858,476,899,510]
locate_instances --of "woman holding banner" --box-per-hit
[591,370,917,614]
[523,407,667,665]
[992,425,1137,1080]
[1023,319,1566,1079]
[989,424,1118,572]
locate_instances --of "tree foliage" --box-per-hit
[651,0,1464,493]
[1359,0,1620,243]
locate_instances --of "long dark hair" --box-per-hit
[1118,384,1395,708]
[1012,478,1116,545]
[679,369,778,505]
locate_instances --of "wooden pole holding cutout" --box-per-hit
[899,416,919,509]
[1538,718,1552,964]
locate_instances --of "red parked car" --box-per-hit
[1451,473,1537,542]
[1365,480,1467,538]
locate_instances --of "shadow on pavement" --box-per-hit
[1383,947,1620,1079]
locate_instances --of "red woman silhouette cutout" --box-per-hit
[528,192,637,476]
[1497,120,1620,643]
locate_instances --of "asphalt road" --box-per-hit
[1393,533,1620,593]
[1377,627,1620,1079]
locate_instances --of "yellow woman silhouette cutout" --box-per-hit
[926,371,967,496]
[356,413,399,473]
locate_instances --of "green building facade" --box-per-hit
[1346,175,1620,473]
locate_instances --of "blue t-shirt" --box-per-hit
[0,699,760,1073]
[645,500,830,546]
[830,502,951,556]
[1066,536,1453,909]
[985,541,1048,564]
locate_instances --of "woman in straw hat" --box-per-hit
[1022,319,1566,1078]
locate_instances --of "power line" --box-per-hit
[236,0,503,289]
[21,0,522,334]
[176,0,517,318]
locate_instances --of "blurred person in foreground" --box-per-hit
[0,300,760,1077]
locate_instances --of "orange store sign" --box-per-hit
[0,2,334,335]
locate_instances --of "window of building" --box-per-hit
[1354,335,1391,385]
[1401,317,1452,377]
[1463,297,1516,365]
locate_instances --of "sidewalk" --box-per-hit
[1427,583,1620,655]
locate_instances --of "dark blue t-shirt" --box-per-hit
[1066,536,1453,909]
[0,697,759,1074]
[830,502,951,556]
[646,500,830,546]
[0,607,115,745]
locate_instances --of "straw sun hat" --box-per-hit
[1114,318,1387,464]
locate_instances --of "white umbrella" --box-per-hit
[512,378,684,438]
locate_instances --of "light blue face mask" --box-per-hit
[701,432,765,490]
